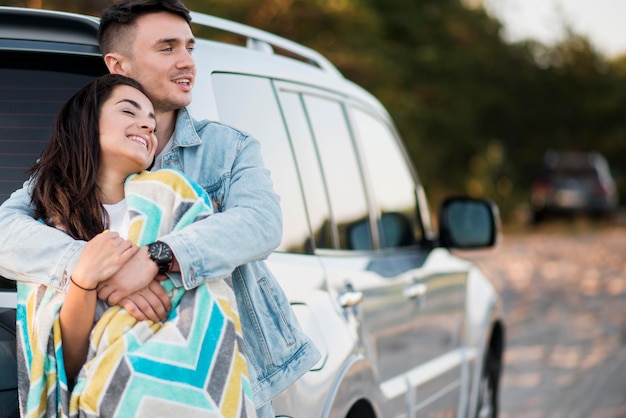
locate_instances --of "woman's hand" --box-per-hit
[71,231,138,290]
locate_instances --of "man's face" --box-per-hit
[123,12,196,113]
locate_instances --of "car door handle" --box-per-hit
[339,291,364,308]
[403,283,427,300]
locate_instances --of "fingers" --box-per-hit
[119,290,167,323]
[119,243,139,262]
[96,283,110,302]
[148,280,172,313]
[140,288,169,322]
[104,279,172,322]
[95,231,135,251]
[97,284,118,304]
[118,297,148,321]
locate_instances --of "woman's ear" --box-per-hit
[104,53,128,76]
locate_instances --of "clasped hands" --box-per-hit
[75,231,174,323]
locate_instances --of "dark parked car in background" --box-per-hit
[530,151,618,223]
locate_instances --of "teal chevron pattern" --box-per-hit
[17,169,256,417]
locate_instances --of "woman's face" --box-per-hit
[99,84,158,178]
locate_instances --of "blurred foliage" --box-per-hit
[5,0,626,222]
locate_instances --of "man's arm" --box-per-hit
[160,135,282,290]
[0,181,85,289]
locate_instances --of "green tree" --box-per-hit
[7,0,626,219]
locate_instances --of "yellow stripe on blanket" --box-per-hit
[126,169,200,200]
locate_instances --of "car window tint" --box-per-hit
[277,91,334,251]
[0,53,103,291]
[0,68,95,204]
[211,73,311,254]
[351,107,422,247]
[303,95,372,251]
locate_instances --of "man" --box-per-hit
[0,0,319,415]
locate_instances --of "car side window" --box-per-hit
[302,95,372,251]
[277,91,334,251]
[211,73,311,254]
[351,106,423,247]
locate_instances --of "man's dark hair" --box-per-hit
[98,0,192,55]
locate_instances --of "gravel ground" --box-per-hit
[458,220,626,418]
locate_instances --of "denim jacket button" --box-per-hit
[60,271,68,287]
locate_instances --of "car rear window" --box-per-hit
[0,51,104,290]
[0,71,98,202]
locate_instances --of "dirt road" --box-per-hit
[459,222,626,418]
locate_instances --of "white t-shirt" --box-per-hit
[103,199,129,239]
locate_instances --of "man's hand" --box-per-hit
[118,278,172,322]
[97,246,158,305]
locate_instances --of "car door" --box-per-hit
[349,105,469,417]
[273,84,426,416]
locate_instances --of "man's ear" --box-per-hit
[104,52,129,76]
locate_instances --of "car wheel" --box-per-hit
[475,366,497,418]
[531,209,545,225]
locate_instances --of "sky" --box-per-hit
[483,0,626,58]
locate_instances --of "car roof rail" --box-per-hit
[190,11,343,78]
[0,6,343,78]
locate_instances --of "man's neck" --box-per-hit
[155,110,178,155]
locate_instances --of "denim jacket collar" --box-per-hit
[172,108,206,148]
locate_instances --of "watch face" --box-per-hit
[149,241,172,273]
[151,242,171,261]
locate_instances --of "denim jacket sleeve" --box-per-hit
[158,114,283,290]
[0,179,84,289]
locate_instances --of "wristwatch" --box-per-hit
[147,241,173,274]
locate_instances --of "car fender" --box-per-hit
[323,353,382,418]
[463,264,505,417]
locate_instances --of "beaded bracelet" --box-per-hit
[70,276,98,291]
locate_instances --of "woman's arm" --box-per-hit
[59,231,138,379]
[0,181,85,288]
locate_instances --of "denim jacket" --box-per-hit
[0,108,320,407]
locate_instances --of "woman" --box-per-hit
[17,74,256,418]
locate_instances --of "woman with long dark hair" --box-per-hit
[18,74,256,417]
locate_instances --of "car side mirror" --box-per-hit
[438,197,500,249]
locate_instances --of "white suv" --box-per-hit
[0,7,505,418]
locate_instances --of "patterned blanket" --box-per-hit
[17,169,256,418]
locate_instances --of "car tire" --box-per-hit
[531,209,545,225]
[475,360,498,418]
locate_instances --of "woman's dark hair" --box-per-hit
[98,0,192,56]
[30,74,146,240]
